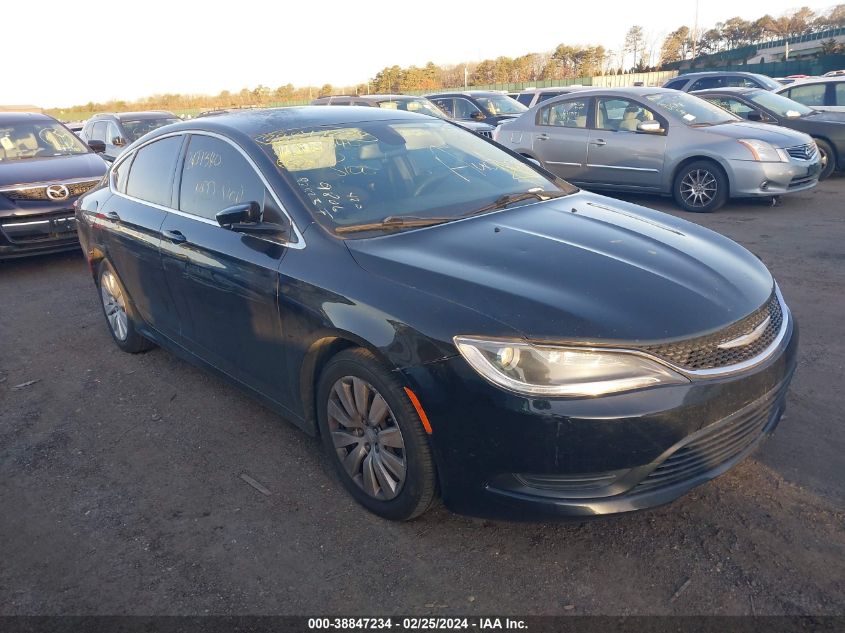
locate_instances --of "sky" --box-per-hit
[3,0,836,109]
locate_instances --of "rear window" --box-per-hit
[122,118,180,142]
[788,83,827,107]
[125,136,183,206]
[664,78,688,90]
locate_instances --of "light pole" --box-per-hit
[464,66,468,89]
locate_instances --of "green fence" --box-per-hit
[678,54,845,77]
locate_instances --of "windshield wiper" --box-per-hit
[334,190,567,235]
[462,189,568,216]
[335,215,456,234]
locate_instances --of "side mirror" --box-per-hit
[636,120,664,134]
[216,201,262,227]
[88,140,106,154]
[470,111,486,121]
[112,137,126,147]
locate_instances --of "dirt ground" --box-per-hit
[1,176,843,616]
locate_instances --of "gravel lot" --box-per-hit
[1,177,843,616]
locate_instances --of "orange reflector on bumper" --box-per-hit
[404,387,433,435]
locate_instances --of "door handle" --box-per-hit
[162,229,187,244]
[590,139,607,146]
[103,210,120,221]
[537,133,550,141]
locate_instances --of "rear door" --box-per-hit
[99,135,185,337]
[531,97,591,182]
[585,97,667,189]
[159,132,291,399]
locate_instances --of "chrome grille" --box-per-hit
[785,143,817,161]
[476,130,493,139]
[640,292,783,371]
[636,378,789,492]
[1,179,99,201]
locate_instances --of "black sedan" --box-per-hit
[0,112,107,259]
[694,87,845,180]
[76,107,797,520]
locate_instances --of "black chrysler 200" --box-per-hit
[1,112,107,259]
[75,107,797,521]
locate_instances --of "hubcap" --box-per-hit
[100,270,129,341]
[328,376,407,500]
[820,148,829,170]
[680,169,717,207]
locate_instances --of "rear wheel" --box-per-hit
[673,160,728,213]
[317,348,436,521]
[97,260,154,353]
[814,138,836,180]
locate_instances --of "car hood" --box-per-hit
[346,191,774,344]
[0,153,107,188]
[800,111,845,124]
[708,121,811,148]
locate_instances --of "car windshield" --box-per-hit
[254,119,573,235]
[122,117,180,142]
[377,98,448,119]
[646,92,739,126]
[747,90,813,118]
[475,95,528,115]
[0,121,90,161]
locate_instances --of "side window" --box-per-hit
[106,122,121,144]
[90,121,108,142]
[125,136,183,206]
[113,154,133,193]
[330,99,352,106]
[789,83,826,106]
[597,98,656,131]
[536,92,559,104]
[538,99,589,128]
[665,78,688,90]
[431,98,454,116]
[690,77,723,91]
[516,93,534,106]
[705,97,755,119]
[835,83,845,106]
[724,76,756,88]
[179,135,265,221]
[453,98,482,119]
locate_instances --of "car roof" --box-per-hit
[518,87,575,94]
[93,111,176,120]
[154,105,428,138]
[0,111,57,125]
[677,71,765,79]
[425,91,507,98]
[778,76,843,87]
[542,86,677,98]
[691,87,759,96]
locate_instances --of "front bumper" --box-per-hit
[401,316,798,520]
[728,157,821,197]
[0,206,80,259]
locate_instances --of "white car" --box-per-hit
[776,77,845,113]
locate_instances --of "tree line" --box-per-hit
[48,5,845,120]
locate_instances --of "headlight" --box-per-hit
[737,139,786,162]
[454,336,689,397]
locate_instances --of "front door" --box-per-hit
[585,97,667,189]
[531,97,591,182]
[159,133,289,400]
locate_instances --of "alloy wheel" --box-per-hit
[327,376,407,500]
[680,169,718,208]
[100,270,129,341]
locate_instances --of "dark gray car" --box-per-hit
[494,87,821,212]
[664,72,782,93]
[81,111,180,162]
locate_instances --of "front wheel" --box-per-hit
[814,138,836,180]
[673,160,728,213]
[317,348,436,521]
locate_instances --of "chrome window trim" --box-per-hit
[0,177,102,192]
[107,129,305,249]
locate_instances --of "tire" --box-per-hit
[97,260,155,354]
[814,138,836,181]
[316,348,436,521]
[673,160,728,213]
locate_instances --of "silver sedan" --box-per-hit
[493,87,822,212]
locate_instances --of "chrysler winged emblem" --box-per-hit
[717,316,770,350]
